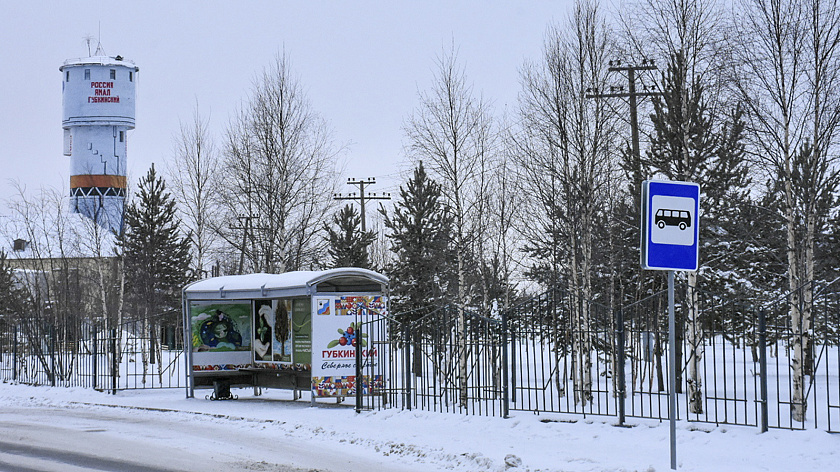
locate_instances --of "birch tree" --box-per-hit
[3,184,124,384]
[167,102,220,278]
[404,45,495,407]
[734,0,840,421]
[620,0,740,412]
[645,52,750,411]
[516,0,617,405]
[219,52,341,273]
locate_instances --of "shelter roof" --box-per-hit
[184,268,388,300]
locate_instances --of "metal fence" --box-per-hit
[354,305,506,417]
[506,289,615,417]
[365,279,840,433]
[0,314,185,392]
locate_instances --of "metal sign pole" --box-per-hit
[641,180,699,470]
[668,270,677,470]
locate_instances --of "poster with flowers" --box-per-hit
[311,295,387,397]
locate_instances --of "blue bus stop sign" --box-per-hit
[641,180,700,271]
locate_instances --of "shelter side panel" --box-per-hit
[311,295,387,397]
[292,298,312,365]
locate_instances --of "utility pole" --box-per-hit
[586,59,660,431]
[229,214,262,274]
[585,59,660,183]
[333,177,391,232]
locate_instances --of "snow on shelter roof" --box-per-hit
[183,268,388,300]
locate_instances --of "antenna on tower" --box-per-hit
[83,35,95,56]
[94,22,106,56]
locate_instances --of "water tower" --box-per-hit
[60,49,138,233]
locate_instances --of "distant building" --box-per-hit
[6,254,122,322]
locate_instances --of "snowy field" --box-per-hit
[1,382,837,471]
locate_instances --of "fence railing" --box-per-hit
[0,315,185,392]
[367,279,840,433]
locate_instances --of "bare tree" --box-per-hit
[219,52,341,273]
[515,0,617,405]
[620,0,740,414]
[3,183,123,387]
[167,101,220,278]
[486,122,523,313]
[734,0,840,422]
[404,44,496,407]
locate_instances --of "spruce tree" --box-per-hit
[646,53,752,296]
[120,164,192,323]
[645,53,751,411]
[324,204,375,269]
[381,162,455,319]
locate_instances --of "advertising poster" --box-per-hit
[311,296,387,397]
[273,300,293,363]
[292,298,312,365]
[190,302,252,371]
[253,299,294,364]
[253,300,274,362]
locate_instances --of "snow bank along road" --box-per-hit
[1,383,838,472]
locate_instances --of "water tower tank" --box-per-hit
[60,54,138,233]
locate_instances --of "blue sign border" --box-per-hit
[641,180,700,271]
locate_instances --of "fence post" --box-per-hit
[50,324,56,387]
[502,307,510,419]
[355,320,363,413]
[110,328,117,395]
[759,309,768,433]
[13,325,18,382]
[92,326,98,390]
[404,324,412,411]
[616,307,626,426]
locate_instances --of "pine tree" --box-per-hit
[380,162,455,319]
[324,204,375,269]
[120,164,192,323]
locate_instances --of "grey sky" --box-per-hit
[0,1,573,215]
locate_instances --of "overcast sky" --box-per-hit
[0,1,578,217]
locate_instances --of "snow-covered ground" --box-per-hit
[1,382,837,471]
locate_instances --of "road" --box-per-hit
[0,404,418,472]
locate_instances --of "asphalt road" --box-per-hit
[0,404,413,472]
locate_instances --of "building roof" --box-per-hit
[60,55,139,71]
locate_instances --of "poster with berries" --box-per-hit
[311,295,387,397]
